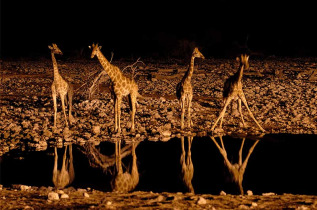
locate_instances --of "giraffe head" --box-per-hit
[88,43,102,59]
[236,54,249,70]
[48,43,63,55]
[192,47,205,59]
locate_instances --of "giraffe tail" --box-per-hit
[137,93,151,100]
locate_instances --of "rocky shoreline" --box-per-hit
[1,57,317,209]
[1,58,317,149]
[1,184,317,209]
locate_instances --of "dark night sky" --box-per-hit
[1,0,316,58]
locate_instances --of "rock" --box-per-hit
[247,190,253,196]
[20,185,31,191]
[83,192,90,198]
[262,192,276,196]
[220,191,226,196]
[251,202,258,207]
[161,130,171,136]
[92,125,101,135]
[238,204,249,209]
[197,196,207,205]
[60,194,69,199]
[48,192,59,201]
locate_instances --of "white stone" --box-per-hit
[60,194,69,199]
[247,190,253,196]
[84,192,90,198]
[48,192,59,201]
[220,191,226,195]
[197,197,207,205]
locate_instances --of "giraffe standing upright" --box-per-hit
[176,47,205,129]
[52,145,75,189]
[180,136,195,193]
[211,54,265,132]
[89,43,140,133]
[111,140,139,193]
[49,43,74,128]
[210,136,259,195]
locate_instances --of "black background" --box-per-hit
[1,1,316,58]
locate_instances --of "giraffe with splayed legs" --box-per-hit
[111,140,139,192]
[89,43,140,133]
[176,47,205,129]
[211,54,265,132]
[49,43,74,128]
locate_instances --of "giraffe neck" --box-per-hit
[237,64,244,82]
[51,52,60,80]
[96,50,121,82]
[184,56,196,81]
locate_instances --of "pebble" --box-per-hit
[48,192,59,201]
[220,191,226,196]
[247,190,253,196]
[84,192,90,198]
[197,197,207,205]
[60,194,69,199]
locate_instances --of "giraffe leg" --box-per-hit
[180,97,185,129]
[211,97,232,131]
[60,93,69,127]
[187,96,192,128]
[116,97,122,133]
[238,98,246,127]
[68,85,74,124]
[130,94,137,132]
[52,86,57,128]
[114,95,118,132]
[240,93,265,132]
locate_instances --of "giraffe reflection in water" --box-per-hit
[52,144,75,189]
[111,139,139,193]
[180,136,195,193]
[79,139,140,193]
[210,136,260,195]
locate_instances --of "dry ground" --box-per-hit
[1,57,317,209]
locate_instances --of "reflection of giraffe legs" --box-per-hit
[52,145,75,189]
[180,136,194,193]
[210,136,259,195]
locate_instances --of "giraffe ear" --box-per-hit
[99,46,102,50]
[88,46,91,49]
[48,45,53,50]
[236,56,240,62]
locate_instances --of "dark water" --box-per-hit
[1,134,316,195]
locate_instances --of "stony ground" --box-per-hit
[1,185,317,209]
[1,56,317,209]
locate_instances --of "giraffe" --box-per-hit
[49,43,74,128]
[111,139,139,193]
[211,54,265,132]
[52,144,75,189]
[210,136,259,195]
[176,47,205,129]
[89,43,140,133]
[180,136,195,193]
